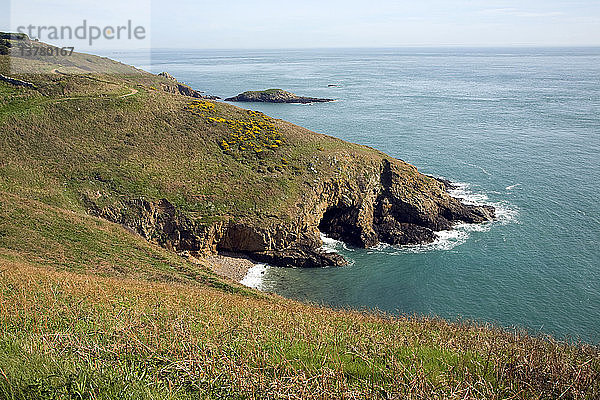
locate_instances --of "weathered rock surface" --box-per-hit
[158,72,176,81]
[226,89,333,104]
[87,157,495,269]
[158,72,220,100]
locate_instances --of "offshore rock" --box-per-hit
[226,89,333,104]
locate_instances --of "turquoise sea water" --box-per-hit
[114,48,600,342]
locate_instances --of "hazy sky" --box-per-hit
[154,0,600,48]
[4,0,600,48]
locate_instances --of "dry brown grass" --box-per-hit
[1,260,598,399]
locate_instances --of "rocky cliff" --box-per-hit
[88,155,494,268]
[0,43,493,269]
[158,72,220,100]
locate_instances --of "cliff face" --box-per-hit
[88,156,494,268]
[158,72,220,100]
[311,158,494,248]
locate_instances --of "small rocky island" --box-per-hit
[226,89,334,104]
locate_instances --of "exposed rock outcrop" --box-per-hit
[158,72,220,100]
[304,158,494,249]
[0,74,36,89]
[158,72,176,81]
[226,89,334,104]
[87,157,495,269]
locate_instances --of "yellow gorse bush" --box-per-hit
[187,100,216,112]
[186,101,284,156]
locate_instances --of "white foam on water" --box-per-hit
[320,233,339,253]
[383,228,470,254]
[320,233,357,265]
[466,163,491,176]
[320,180,519,257]
[448,182,489,204]
[240,263,269,290]
[505,183,521,190]
[378,180,519,255]
[448,182,519,226]
[320,233,355,253]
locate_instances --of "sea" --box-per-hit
[108,47,600,343]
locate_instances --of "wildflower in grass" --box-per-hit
[186,102,284,157]
[186,100,216,113]
[220,139,230,151]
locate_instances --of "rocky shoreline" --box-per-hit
[89,157,495,270]
[76,70,495,271]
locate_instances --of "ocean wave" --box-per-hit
[240,263,269,290]
[366,228,471,255]
[373,180,518,254]
[465,162,491,176]
[320,233,355,253]
[320,234,357,265]
[320,234,339,253]
[319,181,518,257]
[448,181,519,225]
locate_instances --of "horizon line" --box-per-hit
[99,44,600,52]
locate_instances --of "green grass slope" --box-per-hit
[0,191,243,292]
[0,36,401,228]
[0,40,599,399]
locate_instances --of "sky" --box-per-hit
[3,0,600,49]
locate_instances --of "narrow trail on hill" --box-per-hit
[53,87,139,103]
[119,88,138,98]
[50,68,139,101]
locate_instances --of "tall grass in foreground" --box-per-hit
[1,261,598,399]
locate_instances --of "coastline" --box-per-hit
[203,252,258,283]
[201,179,511,290]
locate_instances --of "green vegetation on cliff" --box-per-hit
[0,45,355,222]
[0,37,599,399]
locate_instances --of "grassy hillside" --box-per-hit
[0,191,242,292]
[1,32,147,75]
[1,195,598,399]
[0,35,395,227]
[0,38,599,399]
[0,65,338,220]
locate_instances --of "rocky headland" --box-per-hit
[1,37,597,400]
[90,156,494,269]
[0,35,494,270]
